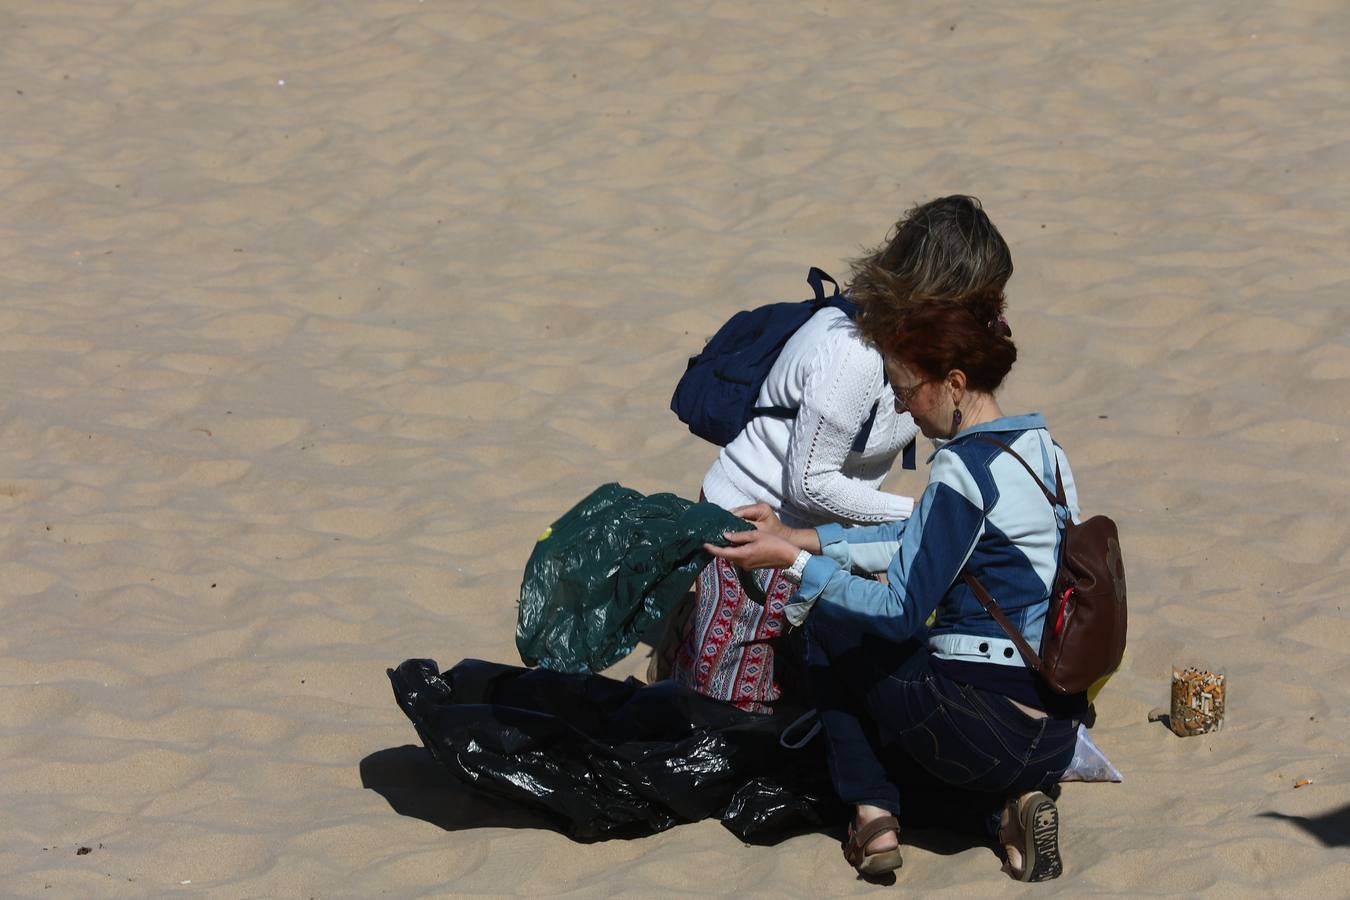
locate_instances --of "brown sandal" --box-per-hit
[843,814,904,876]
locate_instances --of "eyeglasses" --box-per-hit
[893,380,929,411]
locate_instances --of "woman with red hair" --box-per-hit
[708,297,1084,882]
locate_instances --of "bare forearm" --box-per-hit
[788,527,822,554]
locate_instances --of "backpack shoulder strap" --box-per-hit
[963,431,1068,671]
[974,434,1064,508]
[962,571,1045,673]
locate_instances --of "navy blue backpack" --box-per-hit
[671,267,914,467]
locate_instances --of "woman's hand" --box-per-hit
[705,529,801,571]
[728,503,823,554]
[730,503,791,538]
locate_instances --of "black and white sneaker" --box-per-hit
[1004,791,1063,882]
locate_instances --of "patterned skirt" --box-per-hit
[669,557,797,714]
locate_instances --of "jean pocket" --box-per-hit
[1023,716,1078,770]
[894,703,1001,787]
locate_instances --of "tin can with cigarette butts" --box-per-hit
[1170,666,1225,736]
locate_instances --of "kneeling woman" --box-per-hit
[707,298,1084,882]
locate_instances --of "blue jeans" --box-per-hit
[805,619,1077,838]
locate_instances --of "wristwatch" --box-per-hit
[782,549,811,585]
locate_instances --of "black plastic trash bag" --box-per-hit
[516,483,751,673]
[387,657,843,843]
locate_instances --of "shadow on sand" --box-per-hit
[1258,803,1350,848]
[361,743,994,879]
[360,745,568,836]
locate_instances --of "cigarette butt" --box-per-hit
[1294,778,1312,788]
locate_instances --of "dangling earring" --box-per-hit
[951,403,963,432]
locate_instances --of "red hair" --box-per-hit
[878,295,1017,392]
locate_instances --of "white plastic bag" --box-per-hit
[1060,723,1123,783]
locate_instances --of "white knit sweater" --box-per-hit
[701,306,921,528]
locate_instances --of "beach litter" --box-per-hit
[1169,667,1225,736]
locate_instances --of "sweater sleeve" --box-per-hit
[816,519,910,574]
[782,331,916,523]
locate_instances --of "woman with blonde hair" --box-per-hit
[668,196,1016,715]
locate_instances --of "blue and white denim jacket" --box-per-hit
[790,414,1079,674]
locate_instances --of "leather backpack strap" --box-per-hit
[1051,459,1069,508]
[973,434,1059,508]
[962,571,1044,673]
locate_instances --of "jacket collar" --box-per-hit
[926,413,1047,462]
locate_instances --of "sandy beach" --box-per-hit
[2,0,1348,894]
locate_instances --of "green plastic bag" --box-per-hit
[516,483,752,673]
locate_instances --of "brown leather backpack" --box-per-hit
[962,436,1127,695]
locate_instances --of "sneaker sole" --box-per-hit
[1022,794,1063,882]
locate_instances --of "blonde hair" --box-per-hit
[849,195,1013,348]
